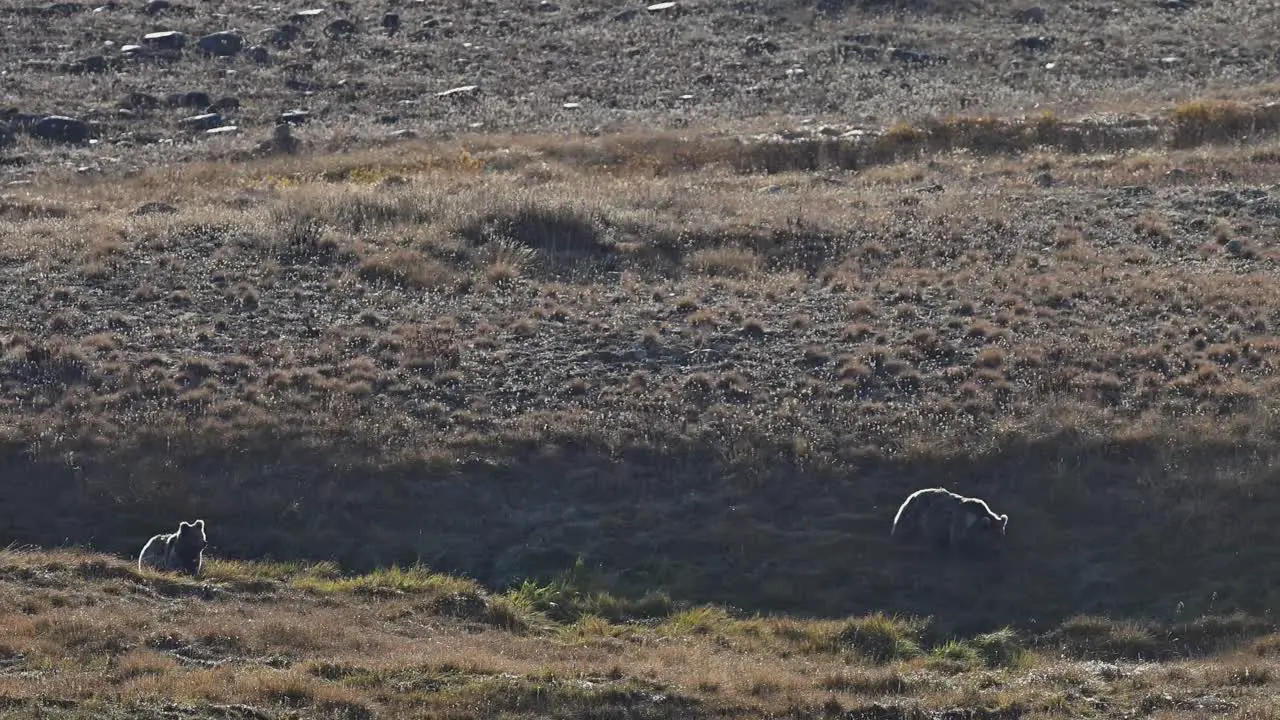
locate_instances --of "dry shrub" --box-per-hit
[685,246,761,278]
[357,250,455,289]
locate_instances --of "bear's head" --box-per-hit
[177,520,207,552]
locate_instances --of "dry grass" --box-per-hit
[4,2,1280,712]
[0,547,1275,719]
[4,133,1280,635]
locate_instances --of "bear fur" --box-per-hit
[891,487,1007,552]
[138,519,207,577]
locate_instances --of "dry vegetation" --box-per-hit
[3,0,1280,716]
[1,548,1278,720]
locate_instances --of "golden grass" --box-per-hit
[0,548,1276,719]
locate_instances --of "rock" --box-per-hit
[143,0,169,13]
[289,8,324,22]
[1033,171,1054,187]
[613,8,638,21]
[647,1,677,11]
[1015,35,1054,51]
[65,55,109,73]
[889,47,947,66]
[264,24,301,47]
[132,201,177,216]
[43,2,81,15]
[31,115,91,144]
[436,84,478,98]
[179,113,222,131]
[167,91,212,109]
[208,96,239,113]
[277,110,311,125]
[324,18,358,37]
[743,35,778,56]
[377,114,399,124]
[206,126,238,136]
[840,42,882,61]
[262,122,298,154]
[1013,6,1046,23]
[382,12,400,34]
[537,0,559,10]
[245,45,270,64]
[197,31,243,57]
[143,30,186,50]
[1156,0,1192,9]
[120,92,161,110]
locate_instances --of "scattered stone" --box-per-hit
[1033,171,1054,187]
[1015,35,1054,51]
[245,45,270,64]
[197,31,243,57]
[206,126,238,136]
[382,12,400,34]
[208,96,239,113]
[889,47,948,66]
[143,30,186,50]
[1013,6,1046,23]
[265,24,301,47]
[167,91,212,109]
[132,201,177,216]
[743,35,778,56]
[277,110,311,125]
[647,1,677,12]
[43,2,82,15]
[613,8,638,21]
[840,42,882,61]
[143,0,169,13]
[289,7,324,22]
[1156,0,1192,9]
[31,115,91,144]
[259,122,299,154]
[65,55,109,73]
[390,128,418,139]
[120,44,143,56]
[437,85,478,98]
[537,0,559,10]
[562,102,581,109]
[120,92,161,110]
[324,18,358,38]
[179,113,222,131]
[377,114,399,124]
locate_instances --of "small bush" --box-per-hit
[972,627,1031,668]
[685,246,761,277]
[833,613,925,663]
[358,250,455,289]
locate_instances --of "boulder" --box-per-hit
[32,115,91,144]
[197,31,243,57]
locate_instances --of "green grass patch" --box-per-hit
[831,613,926,663]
